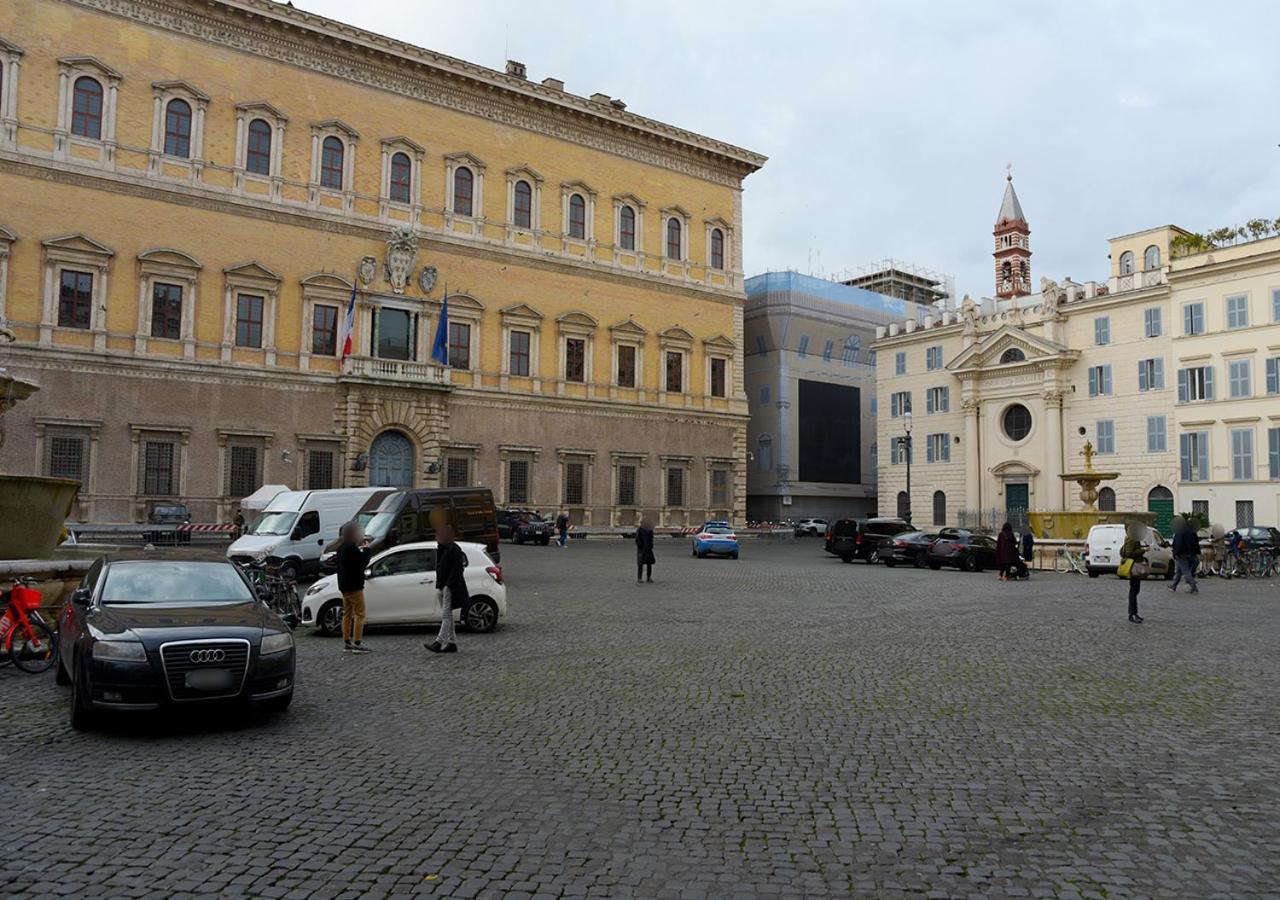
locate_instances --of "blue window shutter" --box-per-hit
[1154,358,1164,390]
[1204,366,1214,400]
[926,438,934,463]
[1104,366,1112,395]
[1088,368,1097,397]
[1138,361,1148,392]
[1177,369,1188,403]
[1267,358,1279,395]
[1180,433,1192,481]
[941,387,948,412]
[1198,432,1209,480]
[1270,428,1280,479]
[926,391,934,414]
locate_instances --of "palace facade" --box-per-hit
[0,0,765,525]
[874,178,1280,533]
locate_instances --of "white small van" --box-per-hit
[227,488,391,579]
[1084,523,1173,579]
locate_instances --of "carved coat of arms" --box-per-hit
[357,256,377,286]
[418,266,438,294]
[383,226,418,295]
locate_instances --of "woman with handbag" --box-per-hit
[1119,522,1148,624]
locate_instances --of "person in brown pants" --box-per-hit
[335,520,372,653]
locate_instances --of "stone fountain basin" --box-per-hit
[0,475,80,560]
[1028,510,1157,540]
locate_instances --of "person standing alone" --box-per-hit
[1121,522,1148,624]
[1170,517,1201,594]
[995,522,1020,581]
[426,523,469,654]
[555,510,570,549]
[336,521,373,653]
[635,518,656,583]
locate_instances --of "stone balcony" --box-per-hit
[340,355,451,387]
[1109,268,1166,294]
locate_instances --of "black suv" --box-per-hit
[826,517,912,563]
[497,509,553,546]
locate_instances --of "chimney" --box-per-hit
[610,98,627,111]
[541,76,564,91]
[505,60,527,79]
[589,92,611,105]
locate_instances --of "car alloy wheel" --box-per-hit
[867,549,879,564]
[914,553,928,569]
[318,600,344,637]
[464,598,499,633]
[962,554,978,573]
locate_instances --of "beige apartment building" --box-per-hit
[873,179,1280,533]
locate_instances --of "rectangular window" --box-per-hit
[710,357,727,398]
[565,338,586,383]
[925,386,949,414]
[45,430,88,483]
[755,335,768,357]
[448,321,471,370]
[665,351,683,393]
[1137,358,1164,392]
[1231,428,1254,481]
[890,437,912,465]
[1270,427,1280,480]
[1226,293,1249,330]
[890,391,911,418]
[760,385,771,405]
[1147,416,1167,453]
[57,270,93,330]
[821,339,834,362]
[306,449,336,490]
[1192,499,1209,522]
[842,344,857,367]
[1180,431,1209,482]
[1087,364,1112,397]
[797,336,810,358]
[617,464,638,506]
[926,433,950,463]
[507,459,530,505]
[1237,500,1255,528]
[563,461,586,505]
[235,294,264,348]
[1228,359,1251,398]
[665,467,685,507]
[141,440,176,496]
[227,444,260,498]
[1177,366,1214,402]
[311,304,338,356]
[509,330,531,377]
[1267,357,1280,395]
[1273,288,1280,323]
[150,283,183,340]
[1183,302,1205,335]
[710,468,730,507]
[1096,419,1115,454]
[869,397,877,416]
[1143,307,1162,338]
[1094,316,1110,345]
[895,351,906,376]
[926,346,943,370]
[445,457,470,488]
[372,307,414,361]
[615,344,636,388]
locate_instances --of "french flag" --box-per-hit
[338,279,357,363]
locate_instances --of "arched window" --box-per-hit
[1119,250,1135,275]
[1000,347,1026,363]
[933,490,947,525]
[1019,260,1028,284]
[164,99,192,158]
[453,166,474,216]
[1001,260,1012,288]
[1143,245,1161,270]
[71,76,104,139]
[388,152,412,204]
[710,228,725,270]
[568,193,586,239]
[1097,486,1116,511]
[513,180,533,229]
[246,119,272,175]
[619,205,636,250]
[666,217,682,259]
[897,491,910,520]
[757,435,772,472]
[320,136,345,190]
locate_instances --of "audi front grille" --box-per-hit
[159,638,252,701]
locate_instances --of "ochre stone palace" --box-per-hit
[0,0,765,525]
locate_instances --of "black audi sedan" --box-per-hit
[57,554,296,730]
[877,531,940,567]
[926,529,999,573]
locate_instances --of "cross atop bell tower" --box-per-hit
[993,167,1031,299]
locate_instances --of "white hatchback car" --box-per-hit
[300,541,508,635]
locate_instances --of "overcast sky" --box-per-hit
[304,0,1280,299]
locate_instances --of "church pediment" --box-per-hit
[500,302,543,321]
[42,233,115,257]
[223,261,282,283]
[702,333,735,351]
[609,317,648,337]
[947,325,1074,373]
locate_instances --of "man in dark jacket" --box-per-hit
[635,518,656,583]
[336,520,373,653]
[426,523,469,654]
[1169,518,1200,594]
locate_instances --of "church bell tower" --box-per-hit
[993,171,1031,299]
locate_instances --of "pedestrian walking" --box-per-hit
[1120,522,1148,624]
[995,522,1021,581]
[335,521,373,653]
[635,517,656,583]
[233,509,246,538]
[1169,517,1201,594]
[555,510,570,549]
[1021,529,1035,566]
[426,523,469,654]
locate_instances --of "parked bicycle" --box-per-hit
[238,556,300,628]
[1056,545,1089,575]
[1,576,58,674]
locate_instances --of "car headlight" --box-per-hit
[305,581,328,596]
[93,640,147,662]
[261,631,294,655]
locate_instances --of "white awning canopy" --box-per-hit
[239,484,290,512]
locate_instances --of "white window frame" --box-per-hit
[444,152,487,224]
[1225,293,1250,330]
[379,136,425,217]
[297,435,344,491]
[0,37,23,148]
[220,261,282,365]
[505,165,544,236]
[659,327,694,397]
[1143,306,1162,338]
[55,56,121,164]
[660,206,691,263]
[135,248,202,358]
[1094,315,1110,346]
[557,448,596,510]
[130,424,191,504]
[39,233,115,351]
[609,317,647,391]
[926,385,949,414]
[309,119,359,210]
[703,334,735,401]
[440,293,483,386]
[705,457,734,511]
[704,217,734,274]
[149,80,209,177]
[35,418,102,494]
[233,101,287,195]
[0,225,15,323]
[219,430,272,502]
[560,181,597,247]
[926,345,943,370]
[499,445,540,507]
[298,272,353,371]
[611,452,645,514]
[556,311,598,391]
[612,193,646,261]
[660,455,692,511]
[1183,301,1205,336]
[500,303,544,387]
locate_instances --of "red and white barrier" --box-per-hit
[178,523,237,533]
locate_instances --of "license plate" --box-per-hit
[186,668,233,691]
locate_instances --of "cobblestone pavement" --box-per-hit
[3,539,1279,899]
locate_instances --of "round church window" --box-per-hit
[1002,404,1032,442]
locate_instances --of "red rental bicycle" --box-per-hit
[0,577,58,674]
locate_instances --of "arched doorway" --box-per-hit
[1097,486,1116,511]
[897,491,910,520]
[1147,485,1174,534]
[369,430,415,488]
[932,490,947,526]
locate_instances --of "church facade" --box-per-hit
[874,178,1280,533]
[0,0,764,525]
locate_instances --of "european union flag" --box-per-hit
[431,290,449,365]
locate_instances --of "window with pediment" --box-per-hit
[135,248,202,357]
[234,101,287,192]
[380,137,424,214]
[56,57,121,160]
[0,37,22,147]
[310,120,359,205]
[40,233,114,350]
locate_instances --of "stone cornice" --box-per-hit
[66,0,766,184]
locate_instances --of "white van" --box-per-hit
[1084,523,1173,579]
[227,488,391,579]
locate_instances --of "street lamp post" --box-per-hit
[902,410,913,522]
